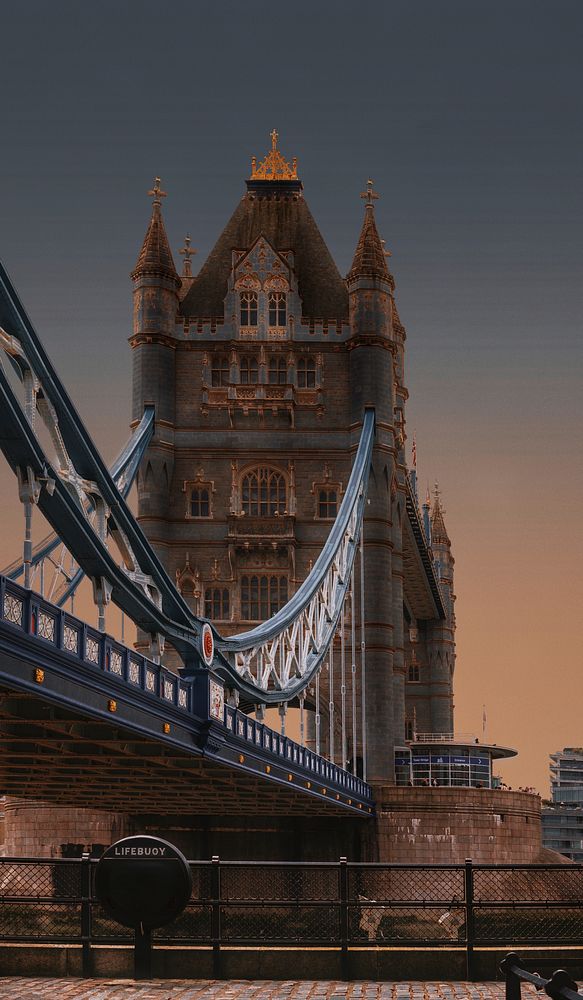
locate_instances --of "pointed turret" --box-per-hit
[347,181,393,285]
[130,178,179,532]
[347,179,402,776]
[430,484,451,546]
[131,178,180,285]
[427,483,456,733]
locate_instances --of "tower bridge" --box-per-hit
[0,134,536,864]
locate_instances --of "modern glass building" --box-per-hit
[394,734,516,788]
[542,748,583,861]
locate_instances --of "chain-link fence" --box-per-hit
[1,856,582,976]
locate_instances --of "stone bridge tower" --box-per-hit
[130,134,454,797]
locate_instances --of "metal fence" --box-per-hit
[1,857,583,978]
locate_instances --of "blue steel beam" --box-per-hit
[0,574,375,815]
[0,258,374,707]
[2,406,155,593]
[0,260,204,655]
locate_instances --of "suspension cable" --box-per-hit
[360,527,367,783]
[351,568,357,775]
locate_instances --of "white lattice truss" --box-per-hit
[234,499,361,694]
[0,325,162,613]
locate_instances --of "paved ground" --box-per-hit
[0,982,529,1000]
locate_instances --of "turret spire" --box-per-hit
[178,234,197,277]
[347,179,392,284]
[131,177,179,284]
[431,483,451,546]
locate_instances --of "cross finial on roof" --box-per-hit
[250,131,298,180]
[360,178,379,207]
[178,234,197,277]
[433,481,446,513]
[148,177,167,207]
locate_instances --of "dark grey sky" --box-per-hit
[0,0,582,790]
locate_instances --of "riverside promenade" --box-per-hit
[0,981,528,999]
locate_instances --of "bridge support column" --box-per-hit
[1,798,127,858]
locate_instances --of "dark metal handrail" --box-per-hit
[501,952,581,1000]
[2,856,583,981]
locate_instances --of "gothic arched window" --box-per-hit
[318,489,338,519]
[297,357,316,388]
[240,356,259,384]
[268,291,287,328]
[211,356,230,387]
[408,661,420,682]
[241,575,288,620]
[240,291,258,327]
[204,587,230,621]
[241,467,287,516]
[268,356,287,384]
[190,487,210,518]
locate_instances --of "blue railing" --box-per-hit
[0,573,374,809]
[225,704,370,802]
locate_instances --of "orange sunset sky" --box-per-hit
[0,0,582,797]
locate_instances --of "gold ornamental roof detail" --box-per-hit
[250,129,298,180]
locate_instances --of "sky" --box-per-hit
[0,0,582,796]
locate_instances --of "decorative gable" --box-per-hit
[223,236,304,340]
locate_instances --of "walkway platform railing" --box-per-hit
[500,952,582,1000]
[2,857,583,979]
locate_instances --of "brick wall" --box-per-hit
[374,786,544,863]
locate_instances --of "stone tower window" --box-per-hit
[405,718,414,741]
[408,660,420,682]
[211,355,230,386]
[297,357,316,388]
[240,356,260,384]
[318,488,338,519]
[241,574,288,620]
[240,291,258,327]
[268,356,287,384]
[190,486,210,518]
[268,291,287,327]
[241,467,287,516]
[205,587,230,621]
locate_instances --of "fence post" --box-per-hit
[464,858,476,981]
[80,852,92,977]
[339,857,349,980]
[211,856,221,978]
[500,952,524,1000]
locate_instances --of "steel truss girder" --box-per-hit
[2,406,155,604]
[0,260,201,656]
[214,408,375,704]
[0,258,375,706]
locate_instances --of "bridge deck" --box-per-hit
[0,577,374,816]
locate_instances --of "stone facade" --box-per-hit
[374,787,546,863]
[131,142,456,788]
[3,140,514,862]
[1,799,126,858]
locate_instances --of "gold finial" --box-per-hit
[148,177,167,207]
[179,234,197,277]
[250,130,298,181]
[360,178,379,207]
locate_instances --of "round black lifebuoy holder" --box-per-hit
[95,835,193,978]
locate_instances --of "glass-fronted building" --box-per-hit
[542,748,583,861]
[394,736,516,788]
